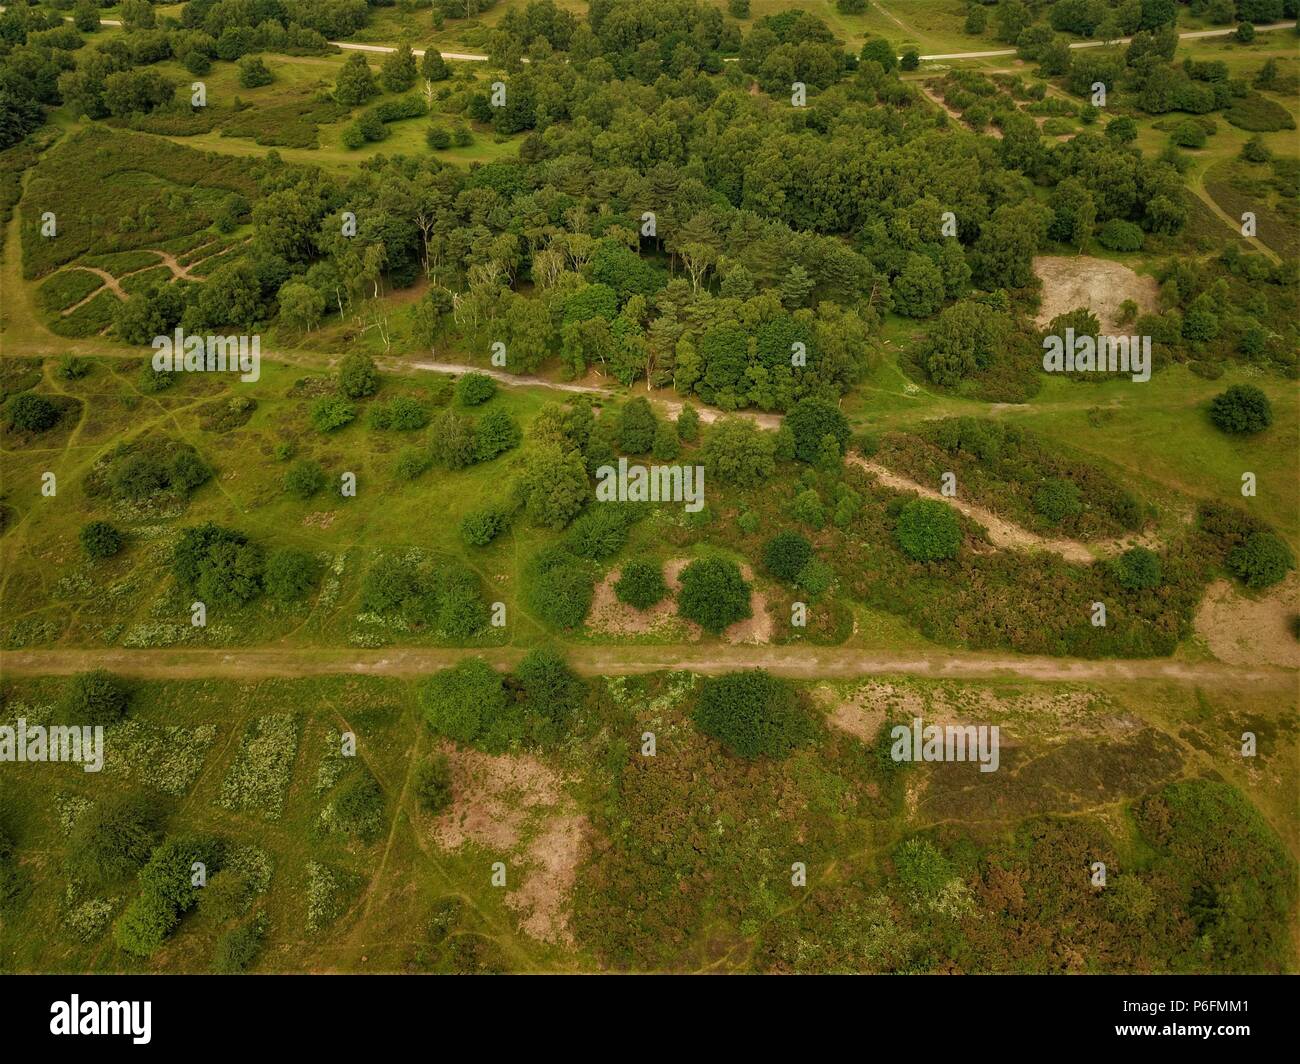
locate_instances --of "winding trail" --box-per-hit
[0,645,1291,689]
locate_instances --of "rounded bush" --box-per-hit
[1114,546,1162,591]
[692,670,817,759]
[80,520,123,559]
[61,670,130,726]
[895,499,961,562]
[1034,478,1083,524]
[1227,532,1294,590]
[564,507,628,559]
[414,754,453,812]
[264,548,318,602]
[1209,385,1272,435]
[1097,219,1144,252]
[762,531,813,584]
[455,372,496,406]
[283,459,326,499]
[421,658,506,745]
[614,560,667,610]
[677,557,752,633]
[6,393,59,433]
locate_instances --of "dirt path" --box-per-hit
[919,82,1003,138]
[917,21,1297,61]
[849,454,1109,562]
[1,645,1291,689]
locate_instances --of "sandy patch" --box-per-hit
[1033,255,1159,332]
[303,511,337,530]
[587,558,770,644]
[430,744,586,945]
[1194,574,1300,668]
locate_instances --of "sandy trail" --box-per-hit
[1,646,1291,690]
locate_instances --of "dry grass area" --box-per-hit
[1033,255,1159,332]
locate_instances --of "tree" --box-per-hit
[474,410,521,461]
[763,531,814,583]
[283,459,326,499]
[703,418,775,488]
[381,43,419,93]
[1209,385,1272,434]
[68,792,163,886]
[335,53,379,106]
[518,444,590,529]
[421,49,450,83]
[238,56,273,89]
[676,404,700,442]
[6,393,59,433]
[456,372,496,406]
[565,507,628,559]
[172,524,264,607]
[785,398,850,464]
[895,499,961,561]
[693,670,817,758]
[61,670,130,726]
[677,558,752,633]
[652,421,680,460]
[338,353,379,399]
[80,520,123,560]
[73,0,100,33]
[524,547,596,628]
[278,281,325,332]
[514,646,585,744]
[617,397,658,454]
[614,560,668,609]
[421,658,509,746]
[901,49,920,71]
[1114,547,1162,591]
[1227,533,1294,590]
[264,548,318,602]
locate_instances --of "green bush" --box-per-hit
[198,871,253,924]
[785,398,851,464]
[895,499,961,562]
[762,531,813,584]
[460,504,512,547]
[80,520,123,559]
[524,547,596,629]
[263,548,318,602]
[1209,385,1272,434]
[68,792,163,886]
[473,409,521,461]
[421,658,522,752]
[1114,546,1162,591]
[283,459,326,499]
[212,914,266,973]
[61,670,130,726]
[1034,477,1083,524]
[310,396,356,433]
[1227,532,1294,590]
[677,557,752,633]
[324,773,385,841]
[565,507,628,559]
[414,754,454,812]
[455,372,496,406]
[172,524,264,607]
[337,353,379,399]
[1097,219,1144,252]
[394,447,433,480]
[617,397,658,454]
[614,559,667,609]
[5,392,59,432]
[692,670,818,759]
[514,646,585,746]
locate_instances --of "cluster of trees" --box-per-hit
[172,522,320,608]
[359,551,489,637]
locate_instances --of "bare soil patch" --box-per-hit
[1194,575,1300,668]
[1033,255,1158,332]
[429,744,585,946]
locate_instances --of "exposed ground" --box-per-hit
[1033,255,1160,332]
[1195,573,1300,669]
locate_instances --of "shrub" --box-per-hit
[394,447,433,480]
[68,792,163,886]
[565,507,628,559]
[524,547,596,629]
[1209,385,1272,434]
[61,670,130,726]
[172,524,264,607]
[427,126,451,149]
[310,396,356,433]
[460,504,512,546]
[763,531,813,584]
[1227,533,1294,590]
[198,871,253,924]
[212,914,265,973]
[895,499,961,562]
[80,520,123,559]
[785,398,851,464]
[421,658,522,751]
[1097,219,1144,252]
[238,56,273,89]
[703,418,776,488]
[414,754,453,813]
[1171,119,1207,148]
[114,834,224,957]
[337,353,379,399]
[677,558,752,633]
[514,646,585,745]
[1034,478,1084,524]
[263,548,318,602]
[617,397,658,454]
[676,404,700,442]
[57,355,91,380]
[474,409,521,461]
[1114,546,1162,591]
[6,392,59,432]
[614,559,667,609]
[324,773,385,841]
[652,420,680,460]
[692,670,817,759]
[456,372,496,406]
[283,459,326,499]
